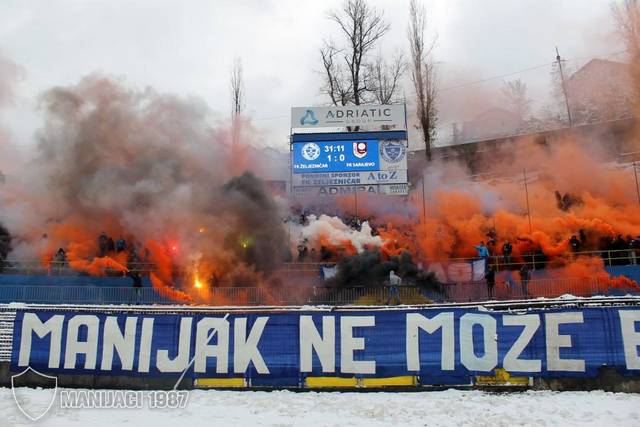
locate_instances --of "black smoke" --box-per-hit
[0,222,10,270]
[222,172,287,274]
[326,249,441,291]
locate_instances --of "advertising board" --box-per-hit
[291,105,406,130]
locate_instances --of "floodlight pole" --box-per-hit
[523,168,533,234]
[354,188,359,221]
[421,178,427,223]
[555,47,573,127]
[634,161,640,206]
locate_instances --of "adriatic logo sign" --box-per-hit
[299,109,319,126]
[380,140,406,163]
[301,143,321,161]
[353,141,368,158]
[291,105,407,130]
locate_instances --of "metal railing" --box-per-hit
[0,287,176,305]
[0,276,636,306]
[0,260,157,276]
[1,248,638,277]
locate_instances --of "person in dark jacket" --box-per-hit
[107,237,116,253]
[98,232,108,257]
[519,263,531,297]
[486,265,496,299]
[502,241,513,267]
[569,235,582,252]
[128,270,143,304]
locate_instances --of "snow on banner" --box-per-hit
[10,307,640,384]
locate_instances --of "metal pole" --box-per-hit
[421,178,427,223]
[634,161,640,206]
[555,47,573,127]
[354,188,359,221]
[523,168,533,233]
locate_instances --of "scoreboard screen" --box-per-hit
[292,140,379,173]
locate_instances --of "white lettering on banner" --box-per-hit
[15,310,626,376]
[138,318,154,373]
[194,317,230,373]
[406,313,455,371]
[18,313,64,368]
[545,312,585,372]
[64,315,99,370]
[101,316,137,371]
[460,314,498,372]
[157,317,192,372]
[619,310,640,369]
[300,316,336,373]
[340,316,376,374]
[234,317,269,374]
[502,315,542,372]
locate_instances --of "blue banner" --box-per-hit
[292,140,380,173]
[10,307,640,385]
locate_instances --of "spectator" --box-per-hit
[320,246,332,261]
[52,248,67,274]
[127,270,143,304]
[502,241,513,267]
[627,235,638,265]
[297,242,308,262]
[519,263,531,297]
[486,265,496,299]
[386,270,402,305]
[53,248,67,264]
[579,229,587,247]
[107,236,116,253]
[98,232,108,257]
[474,241,490,271]
[486,230,497,255]
[613,234,628,265]
[116,237,126,253]
[474,241,489,258]
[569,235,582,252]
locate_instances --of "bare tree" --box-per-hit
[502,79,532,124]
[320,0,390,106]
[612,0,640,102]
[408,0,437,160]
[230,57,244,150]
[320,42,353,106]
[368,50,406,104]
[230,57,244,118]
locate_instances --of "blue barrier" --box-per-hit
[10,306,640,385]
[0,287,173,305]
[0,274,152,288]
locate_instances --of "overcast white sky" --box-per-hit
[0,0,626,154]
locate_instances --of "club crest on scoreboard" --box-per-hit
[301,143,321,161]
[353,141,368,158]
[380,140,406,163]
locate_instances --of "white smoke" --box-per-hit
[292,214,383,253]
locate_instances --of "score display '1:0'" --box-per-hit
[325,144,345,162]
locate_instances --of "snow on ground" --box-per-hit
[1,387,640,427]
